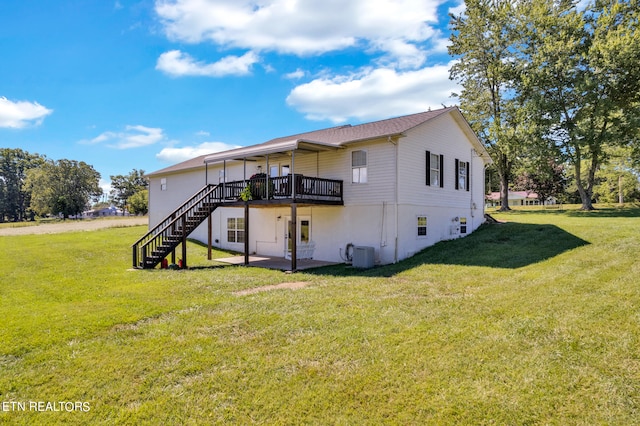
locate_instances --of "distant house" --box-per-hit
[134,107,492,270]
[83,205,125,218]
[486,191,557,208]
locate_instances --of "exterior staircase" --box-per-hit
[132,184,224,269]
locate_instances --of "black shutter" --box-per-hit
[466,161,470,191]
[439,154,444,188]
[455,159,459,190]
[426,151,431,186]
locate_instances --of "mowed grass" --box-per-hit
[1,206,639,424]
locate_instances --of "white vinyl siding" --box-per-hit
[397,113,476,208]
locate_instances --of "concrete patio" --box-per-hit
[214,255,339,271]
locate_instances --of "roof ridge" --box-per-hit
[266,106,456,143]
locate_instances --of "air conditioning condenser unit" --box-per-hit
[352,246,375,269]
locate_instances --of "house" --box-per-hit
[134,107,492,270]
[83,205,125,218]
[485,191,558,208]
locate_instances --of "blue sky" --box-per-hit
[0,0,465,193]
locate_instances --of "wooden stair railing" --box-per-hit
[132,184,224,269]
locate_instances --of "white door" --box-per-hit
[284,216,311,259]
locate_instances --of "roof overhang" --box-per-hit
[203,138,341,164]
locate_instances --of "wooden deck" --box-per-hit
[220,174,343,205]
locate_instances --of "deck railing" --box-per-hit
[244,174,343,202]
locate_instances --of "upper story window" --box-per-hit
[455,159,470,191]
[426,151,444,187]
[160,178,167,191]
[352,150,367,184]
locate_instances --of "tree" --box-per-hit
[0,148,46,222]
[513,160,566,205]
[449,0,529,211]
[517,0,640,210]
[110,169,147,212]
[26,159,102,218]
[127,189,148,215]
[593,146,640,203]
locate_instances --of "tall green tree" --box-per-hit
[449,0,527,211]
[0,148,46,222]
[593,146,640,203]
[26,159,102,218]
[110,169,147,212]
[517,0,640,210]
[127,189,148,215]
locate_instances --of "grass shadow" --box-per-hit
[306,222,590,277]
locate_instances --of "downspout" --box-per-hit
[470,149,475,220]
[388,136,399,264]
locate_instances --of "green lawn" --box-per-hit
[1,206,639,424]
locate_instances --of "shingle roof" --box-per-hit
[148,107,484,176]
[259,107,455,147]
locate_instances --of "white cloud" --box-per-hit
[195,130,210,136]
[0,97,53,128]
[449,1,466,17]
[284,68,306,80]
[156,50,259,77]
[155,0,445,68]
[374,39,429,69]
[83,125,165,149]
[99,178,112,197]
[156,141,241,163]
[286,63,460,122]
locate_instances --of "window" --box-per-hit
[270,165,279,177]
[281,165,290,176]
[218,170,225,183]
[455,159,470,191]
[227,218,245,243]
[460,217,467,234]
[426,151,444,187]
[300,220,310,243]
[352,150,367,183]
[417,216,427,237]
[160,178,167,191]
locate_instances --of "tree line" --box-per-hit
[0,148,148,222]
[449,0,639,210]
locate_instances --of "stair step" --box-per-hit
[132,185,222,268]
